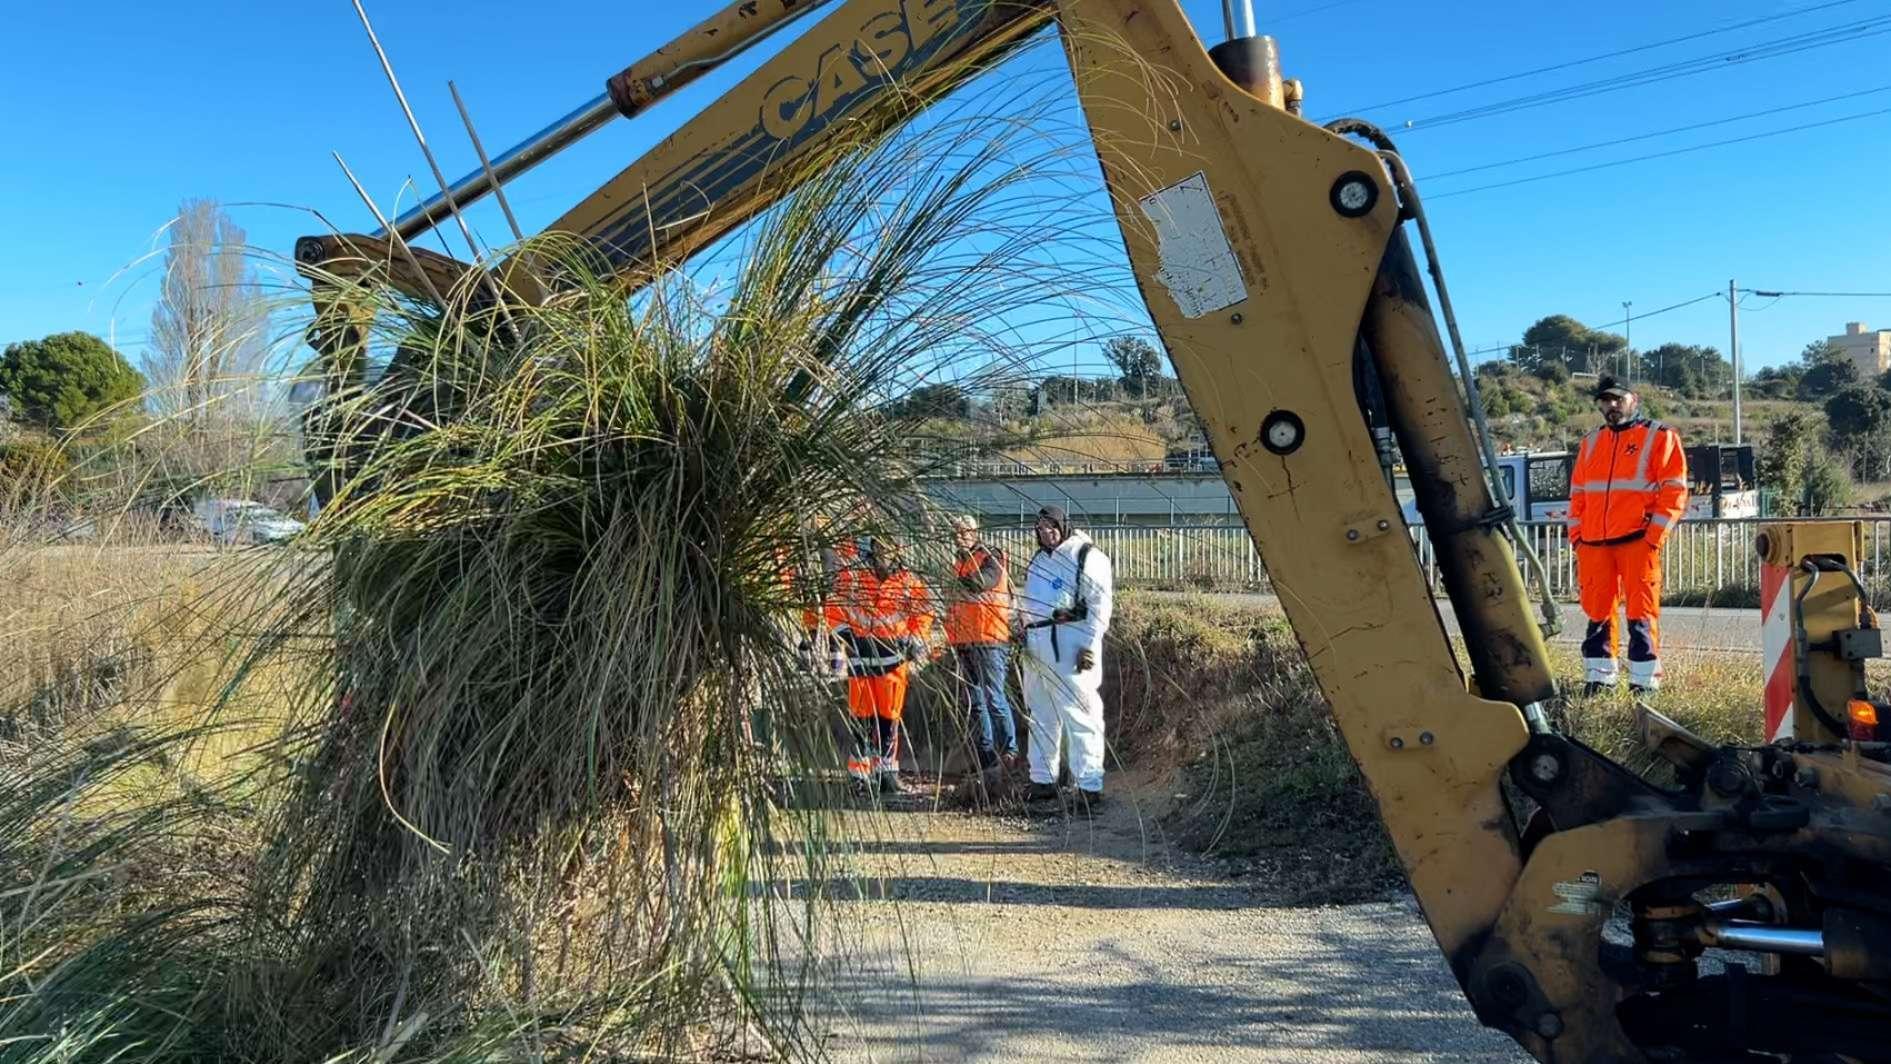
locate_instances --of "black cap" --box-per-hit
[1593,374,1631,399]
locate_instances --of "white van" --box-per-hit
[192,498,305,546]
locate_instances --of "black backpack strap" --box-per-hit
[1071,542,1092,619]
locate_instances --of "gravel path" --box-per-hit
[801,787,1530,1063]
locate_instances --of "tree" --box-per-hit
[0,332,145,431]
[1824,386,1891,438]
[1795,340,1858,400]
[1507,315,1624,375]
[1104,336,1172,398]
[886,382,970,420]
[1029,376,1110,412]
[1760,411,1854,515]
[1826,386,1891,481]
[1641,342,1728,396]
[148,198,269,420]
[1752,363,1803,399]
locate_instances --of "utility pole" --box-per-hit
[1729,279,1743,445]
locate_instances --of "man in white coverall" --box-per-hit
[1016,504,1114,811]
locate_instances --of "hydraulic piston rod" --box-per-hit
[382,0,830,242]
[1708,920,1825,956]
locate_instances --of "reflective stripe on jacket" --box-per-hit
[945,544,1012,645]
[831,565,935,677]
[1567,418,1688,546]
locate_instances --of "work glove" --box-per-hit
[1076,647,1096,673]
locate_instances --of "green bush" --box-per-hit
[0,436,71,503]
[1533,360,1571,384]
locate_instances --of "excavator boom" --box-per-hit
[297,2,1891,1060]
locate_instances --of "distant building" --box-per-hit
[1831,321,1891,379]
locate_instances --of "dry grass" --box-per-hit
[1101,595,1771,905]
[998,409,1168,466]
[0,33,1162,1059]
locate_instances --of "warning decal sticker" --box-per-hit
[1137,171,1249,319]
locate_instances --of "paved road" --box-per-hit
[1145,592,1762,652]
[807,800,1528,1063]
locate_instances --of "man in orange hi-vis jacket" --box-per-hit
[1567,375,1688,696]
[829,536,937,797]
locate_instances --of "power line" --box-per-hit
[1605,293,1726,332]
[1389,14,1891,133]
[1333,0,1861,115]
[1463,294,1721,362]
[1746,289,1891,298]
[1422,84,1891,180]
[1425,105,1891,199]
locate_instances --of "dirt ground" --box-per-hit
[793,769,1529,1063]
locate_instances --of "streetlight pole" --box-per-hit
[1729,279,1743,445]
[1623,300,1633,384]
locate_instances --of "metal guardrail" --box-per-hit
[930,459,1220,478]
[982,518,1891,597]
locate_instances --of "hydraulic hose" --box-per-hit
[1326,117,1562,640]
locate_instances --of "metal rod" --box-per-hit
[448,80,526,244]
[1709,919,1825,956]
[384,93,617,242]
[352,0,483,262]
[1222,0,1258,39]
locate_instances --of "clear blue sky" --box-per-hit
[3,0,1888,375]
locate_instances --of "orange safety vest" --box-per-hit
[816,539,860,632]
[945,544,1012,646]
[831,564,935,676]
[1567,418,1688,546]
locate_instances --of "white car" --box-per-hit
[192,498,305,546]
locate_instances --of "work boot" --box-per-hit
[1581,681,1607,699]
[878,772,907,796]
[1076,788,1105,815]
[976,764,1004,796]
[849,777,873,801]
[1026,782,1058,803]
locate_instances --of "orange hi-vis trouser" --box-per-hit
[845,664,910,781]
[1577,537,1663,689]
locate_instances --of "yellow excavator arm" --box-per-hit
[297,2,1891,1060]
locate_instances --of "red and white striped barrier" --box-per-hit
[1760,560,1795,742]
